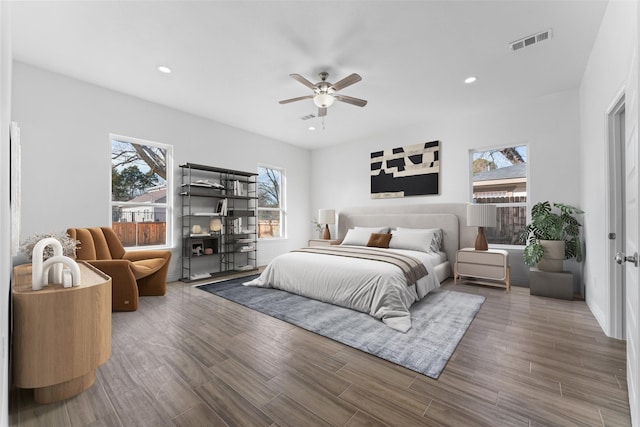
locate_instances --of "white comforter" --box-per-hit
[243,246,443,332]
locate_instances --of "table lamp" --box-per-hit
[467,204,497,251]
[318,209,335,240]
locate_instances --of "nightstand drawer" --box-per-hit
[457,250,506,266]
[456,263,506,281]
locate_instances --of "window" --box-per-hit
[470,145,527,246]
[111,135,172,248]
[257,165,285,239]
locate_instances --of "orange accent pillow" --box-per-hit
[367,233,392,248]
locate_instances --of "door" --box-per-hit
[609,96,626,339]
[624,52,640,426]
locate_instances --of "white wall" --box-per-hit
[580,0,638,337]
[0,3,11,426]
[11,62,311,280]
[310,89,582,287]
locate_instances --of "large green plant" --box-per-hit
[520,202,584,266]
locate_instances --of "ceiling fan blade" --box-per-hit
[334,94,367,107]
[279,95,313,104]
[331,73,362,91]
[318,107,327,117]
[290,74,317,90]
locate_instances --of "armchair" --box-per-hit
[67,227,171,311]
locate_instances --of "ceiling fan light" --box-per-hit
[314,93,335,108]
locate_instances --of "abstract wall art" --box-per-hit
[370,140,440,198]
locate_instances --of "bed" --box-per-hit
[245,204,474,332]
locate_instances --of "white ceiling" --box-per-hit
[10,1,608,149]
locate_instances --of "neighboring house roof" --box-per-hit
[473,163,526,182]
[126,186,167,204]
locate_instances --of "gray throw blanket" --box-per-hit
[294,246,428,286]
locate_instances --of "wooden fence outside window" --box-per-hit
[112,222,166,247]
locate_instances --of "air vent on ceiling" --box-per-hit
[510,29,553,51]
[300,114,316,121]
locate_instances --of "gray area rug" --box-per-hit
[197,275,485,379]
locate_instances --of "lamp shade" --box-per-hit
[318,209,335,225]
[467,204,497,227]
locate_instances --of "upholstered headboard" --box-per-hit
[337,203,475,266]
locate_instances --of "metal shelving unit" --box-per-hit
[179,163,258,282]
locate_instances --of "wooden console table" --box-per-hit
[12,262,112,404]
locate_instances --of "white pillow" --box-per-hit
[355,226,390,233]
[341,227,388,246]
[395,227,443,252]
[389,229,436,253]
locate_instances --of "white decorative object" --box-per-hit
[209,218,221,232]
[31,238,81,290]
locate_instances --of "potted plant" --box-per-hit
[311,218,324,239]
[520,201,584,272]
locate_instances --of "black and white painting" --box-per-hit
[370,140,439,198]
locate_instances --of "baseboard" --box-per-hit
[587,298,609,337]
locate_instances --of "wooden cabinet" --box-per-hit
[180,163,258,281]
[308,239,341,247]
[12,262,111,403]
[454,248,510,292]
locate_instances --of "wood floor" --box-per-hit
[9,276,631,426]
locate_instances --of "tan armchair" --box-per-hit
[67,227,171,311]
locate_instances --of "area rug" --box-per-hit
[197,275,485,379]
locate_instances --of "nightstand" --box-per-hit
[308,239,341,247]
[454,248,510,292]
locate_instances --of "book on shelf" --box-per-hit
[233,217,242,234]
[216,198,228,215]
[193,212,219,216]
[231,180,245,196]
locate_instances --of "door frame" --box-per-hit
[607,89,626,340]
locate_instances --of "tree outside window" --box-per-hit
[111,135,172,248]
[470,145,528,246]
[257,165,285,239]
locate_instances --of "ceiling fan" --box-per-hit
[279,71,367,117]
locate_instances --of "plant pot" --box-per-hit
[537,240,565,272]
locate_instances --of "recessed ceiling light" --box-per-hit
[157,66,172,74]
[464,76,477,84]
[308,126,316,131]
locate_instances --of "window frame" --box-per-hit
[110,133,173,250]
[257,163,286,240]
[469,144,529,249]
